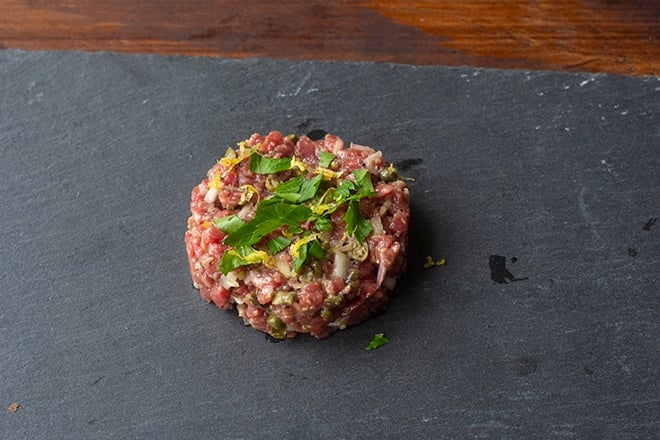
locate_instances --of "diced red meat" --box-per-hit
[184,131,410,339]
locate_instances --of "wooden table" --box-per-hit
[1,0,658,76]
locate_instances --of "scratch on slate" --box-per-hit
[578,187,591,224]
[643,217,657,231]
[90,375,106,387]
[277,72,316,98]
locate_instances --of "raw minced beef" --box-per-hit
[185,131,410,339]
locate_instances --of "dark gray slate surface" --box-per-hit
[0,50,658,439]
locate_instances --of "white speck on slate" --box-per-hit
[619,110,629,115]
[142,98,149,104]
[579,77,595,87]
[599,159,613,173]
[28,92,44,105]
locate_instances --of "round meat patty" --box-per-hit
[185,131,410,339]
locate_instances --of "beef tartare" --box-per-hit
[185,131,410,339]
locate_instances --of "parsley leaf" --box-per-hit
[292,241,308,272]
[344,200,372,242]
[218,246,270,275]
[273,176,305,201]
[224,199,311,247]
[313,216,333,232]
[352,169,376,196]
[319,151,336,168]
[287,224,304,235]
[333,180,356,201]
[249,153,292,174]
[308,240,326,259]
[266,236,292,254]
[291,238,325,272]
[366,333,389,350]
[298,174,323,202]
[274,174,322,203]
[214,215,245,235]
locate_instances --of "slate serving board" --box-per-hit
[1,50,658,439]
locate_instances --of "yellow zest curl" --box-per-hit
[239,184,259,205]
[289,233,319,259]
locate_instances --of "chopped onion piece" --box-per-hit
[379,200,392,215]
[364,151,383,173]
[219,271,240,289]
[198,254,214,268]
[376,262,386,286]
[370,216,384,235]
[204,187,218,204]
[328,316,349,329]
[237,204,252,220]
[275,254,294,279]
[332,252,350,279]
[348,142,374,152]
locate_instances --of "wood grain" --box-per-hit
[1,0,657,75]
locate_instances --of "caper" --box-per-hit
[285,133,299,144]
[267,313,287,339]
[319,308,333,320]
[272,291,296,306]
[379,164,400,182]
[310,260,323,276]
[298,267,314,282]
[248,292,259,307]
[324,294,343,308]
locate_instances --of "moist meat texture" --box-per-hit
[185,131,410,339]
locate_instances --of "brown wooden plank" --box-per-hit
[0,0,657,75]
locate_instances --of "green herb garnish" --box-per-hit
[352,169,376,196]
[274,174,322,203]
[292,238,326,272]
[219,246,270,275]
[224,199,311,248]
[214,215,245,235]
[366,333,389,350]
[313,216,333,232]
[345,200,372,243]
[249,153,292,174]
[319,151,336,168]
[266,236,292,254]
[219,140,380,275]
[292,241,307,272]
[333,180,356,201]
[307,240,326,259]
